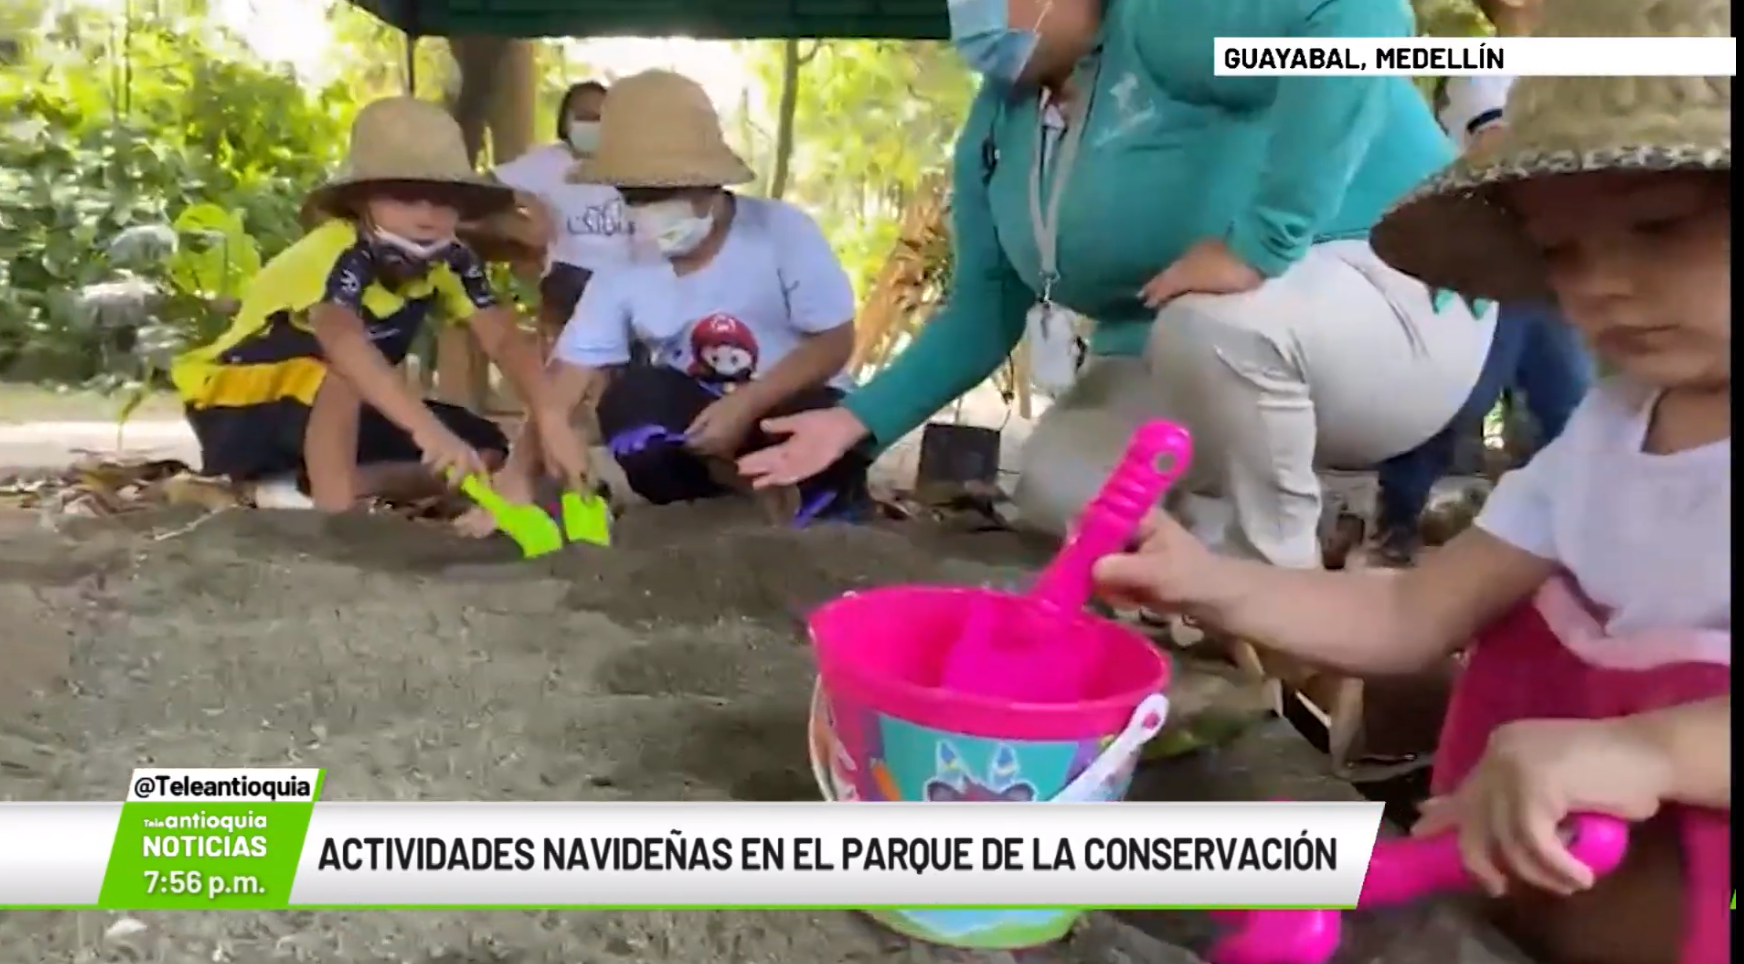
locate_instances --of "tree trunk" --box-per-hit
[447,36,497,163]
[767,40,817,200]
[487,39,537,165]
[447,35,536,165]
[441,36,539,411]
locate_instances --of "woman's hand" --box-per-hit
[1412,718,1672,898]
[1140,239,1265,309]
[736,407,870,488]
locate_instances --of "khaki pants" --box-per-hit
[1013,241,1496,568]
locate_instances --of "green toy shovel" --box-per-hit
[555,489,613,547]
[456,474,563,558]
[455,474,612,558]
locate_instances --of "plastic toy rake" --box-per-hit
[1205,814,1631,964]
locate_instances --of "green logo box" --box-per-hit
[99,779,323,909]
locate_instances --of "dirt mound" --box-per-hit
[0,504,1199,963]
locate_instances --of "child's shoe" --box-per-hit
[250,475,315,510]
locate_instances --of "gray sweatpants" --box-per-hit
[1012,241,1496,569]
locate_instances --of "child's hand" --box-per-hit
[531,405,595,492]
[1412,718,1670,898]
[414,423,488,483]
[1091,511,1221,613]
[455,467,535,539]
[686,392,759,459]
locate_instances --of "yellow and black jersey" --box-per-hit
[171,219,498,410]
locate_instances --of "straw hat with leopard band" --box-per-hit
[568,69,755,188]
[301,96,516,226]
[1370,0,1730,303]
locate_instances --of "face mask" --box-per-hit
[566,121,601,155]
[630,199,714,258]
[370,228,454,274]
[949,0,1050,84]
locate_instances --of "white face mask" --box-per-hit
[566,120,600,155]
[630,199,714,258]
[370,228,455,266]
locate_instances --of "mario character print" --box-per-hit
[688,313,759,386]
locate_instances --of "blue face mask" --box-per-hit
[948,0,1044,84]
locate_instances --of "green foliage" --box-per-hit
[1413,0,1492,98]
[0,0,356,391]
[1414,0,1492,39]
[743,40,974,298]
[167,203,263,300]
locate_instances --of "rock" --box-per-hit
[104,916,149,942]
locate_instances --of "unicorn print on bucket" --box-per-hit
[923,741,1037,802]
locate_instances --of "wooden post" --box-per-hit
[440,36,539,413]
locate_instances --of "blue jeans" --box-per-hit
[1375,302,1592,535]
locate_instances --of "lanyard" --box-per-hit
[1027,58,1100,306]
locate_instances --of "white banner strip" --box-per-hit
[288,802,1382,907]
[0,804,121,904]
[1214,37,1738,77]
[0,802,1383,908]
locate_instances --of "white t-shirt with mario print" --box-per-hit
[493,144,633,273]
[1438,76,1515,150]
[1477,378,1731,636]
[553,194,857,391]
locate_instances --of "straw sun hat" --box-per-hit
[301,96,515,226]
[1371,0,1731,302]
[569,69,755,188]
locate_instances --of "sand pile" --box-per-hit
[0,505,1205,964]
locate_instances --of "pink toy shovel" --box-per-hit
[1206,813,1632,964]
[937,421,1194,703]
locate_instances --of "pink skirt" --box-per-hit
[1433,577,1730,964]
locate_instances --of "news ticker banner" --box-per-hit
[1213,37,1737,77]
[0,769,1384,910]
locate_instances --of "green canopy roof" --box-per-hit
[349,1,950,40]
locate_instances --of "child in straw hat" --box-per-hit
[1094,0,1730,960]
[461,69,870,531]
[170,97,593,511]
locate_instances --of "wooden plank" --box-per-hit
[435,326,491,410]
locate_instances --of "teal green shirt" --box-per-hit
[846,0,1455,450]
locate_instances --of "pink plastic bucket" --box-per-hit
[812,585,1169,742]
[807,584,1170,949]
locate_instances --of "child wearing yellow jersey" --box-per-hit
[171,97,591,510]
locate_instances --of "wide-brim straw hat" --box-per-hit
[1372,0,1730,302]
[302,96,515,225]
[570,69,755,188]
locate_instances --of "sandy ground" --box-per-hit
[0,498,1231,964]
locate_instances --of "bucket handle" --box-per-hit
[808,680,854,802]
[1052,693,1170,803]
